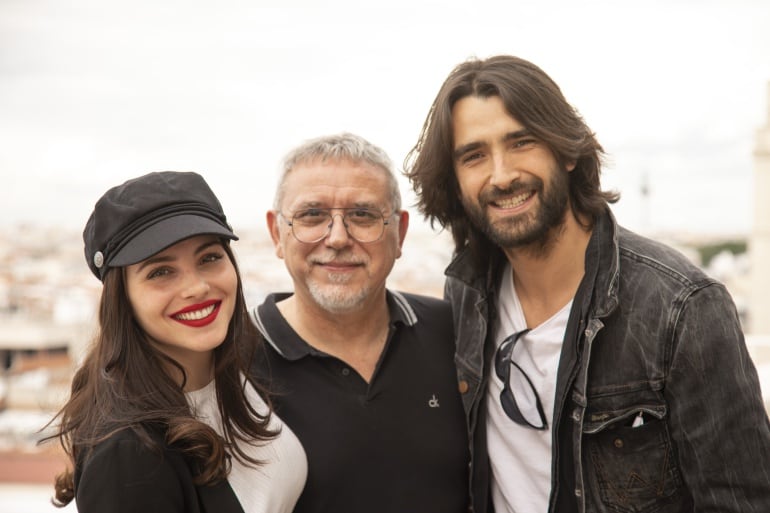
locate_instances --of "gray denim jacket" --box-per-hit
[446,209,770,513]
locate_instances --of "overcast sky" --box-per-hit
[2,0,769,238]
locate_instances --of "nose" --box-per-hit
[324,213,352,248]
[181,271,210,298]
[489,150,521,189]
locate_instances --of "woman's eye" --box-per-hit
[147,267,172,280]
[201,252,224,265]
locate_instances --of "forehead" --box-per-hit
[451,95,525,146]
[281,158,391,208]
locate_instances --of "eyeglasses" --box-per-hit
[281,207,393,244]
[494,329,548,430]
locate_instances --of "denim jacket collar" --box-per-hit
[445,208,620,321]
[587,209,620,319]
[445,243,505,297]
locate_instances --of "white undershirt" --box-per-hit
[487,263,571,513]
[186,378,307,513]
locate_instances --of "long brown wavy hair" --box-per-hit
[404,55,619,267]
[44,241,276,506]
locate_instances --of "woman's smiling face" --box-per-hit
[124,234,237,382]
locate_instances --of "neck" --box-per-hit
[160,351,214,392]
[277,291,391,382]
[502,212,592,328]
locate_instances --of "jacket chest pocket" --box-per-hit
[582,398,688,513]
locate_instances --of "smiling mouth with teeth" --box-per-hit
[493,191,534,209]
[174,303,217,321]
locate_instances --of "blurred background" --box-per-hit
[2,0,769,510]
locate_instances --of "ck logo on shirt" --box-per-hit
[428,394,440,408]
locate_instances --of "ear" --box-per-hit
[266,210,284,259]
[565,160,577,172]
[395,210,409,259]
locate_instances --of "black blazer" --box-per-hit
[74,429,243,513]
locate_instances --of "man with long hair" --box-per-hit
[404,55,770,512]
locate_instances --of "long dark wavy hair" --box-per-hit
[44,241,276,506]
[404,55,619,266]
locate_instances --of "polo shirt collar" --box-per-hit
[251,289,417,361]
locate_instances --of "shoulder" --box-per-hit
[75,429,192,512]
[617,227,713,287]
[80,429,187,483]
[388,291,454,343]
[389,290,452,320]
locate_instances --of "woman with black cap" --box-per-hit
[45,171,307,512]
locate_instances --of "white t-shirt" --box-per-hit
[187,378,307,513]
[487,263,572,513]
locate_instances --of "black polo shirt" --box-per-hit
[251,290,469,513]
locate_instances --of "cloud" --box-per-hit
[1,0,769,236]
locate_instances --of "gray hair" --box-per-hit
[274,132,402,212]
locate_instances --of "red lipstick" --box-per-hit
[171,300,221,328]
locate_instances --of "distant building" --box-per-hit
[0,318,77,412]
[751,82,770,335]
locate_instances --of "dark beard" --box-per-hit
[462,168,570,257]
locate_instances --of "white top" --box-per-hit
[487,263,572,513]
[187,377,307,513]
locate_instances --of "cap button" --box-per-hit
[93,251,104,268]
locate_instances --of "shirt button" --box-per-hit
[341,368,350,376]
[614,438,624,449]
[458,380,469,394]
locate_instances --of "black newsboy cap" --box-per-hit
[83,171,238,281]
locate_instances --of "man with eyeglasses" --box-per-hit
[250,132,469,513]
[404,55,770,512]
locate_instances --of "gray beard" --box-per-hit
[307,276,370,314]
